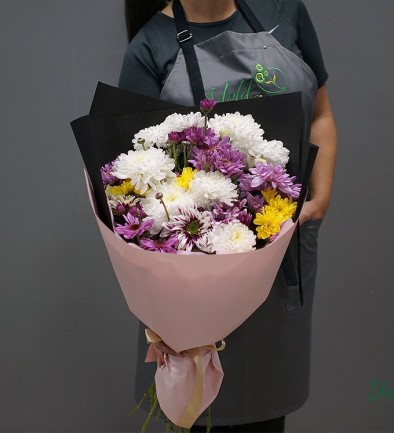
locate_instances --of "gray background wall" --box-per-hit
[0,1,393,432]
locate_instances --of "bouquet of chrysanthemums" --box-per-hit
[101,99,300,257]
[89,100,300,430]
[72,84,316,432]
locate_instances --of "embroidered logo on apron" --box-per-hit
[254,63,288,94]
[206,62,289,102]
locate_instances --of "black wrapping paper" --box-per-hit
[71,83,315,230]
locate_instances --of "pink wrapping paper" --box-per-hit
[85,171,297,427]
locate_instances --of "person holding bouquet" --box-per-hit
[118,1,337,431]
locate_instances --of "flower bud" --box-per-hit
[168,131,182,143]
[200,98,217,114]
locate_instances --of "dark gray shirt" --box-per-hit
[119,0,328,97]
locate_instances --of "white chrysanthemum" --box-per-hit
[162,112,204,132]
[208,112,265,153]
[249,139,289,167]
[132,124,170,150]
[189,170,238,209]
[140,182,195,234]
[132,112,204,150]
[111,148,175,194]
[208,221,256,254]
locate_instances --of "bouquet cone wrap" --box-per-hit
[73,84,317,428]
[85,171,297,427]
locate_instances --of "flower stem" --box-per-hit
[183,142,188,169]
[206,405,212,433]
[141,393,159,433]
[155,403,163,419]
[129,380,155,416]
[155,192,171,222]
[137,138,146,151]
[165,418,173,433]
[160,198,171,221]
[173,143,179,171]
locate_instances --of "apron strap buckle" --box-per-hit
[177,29,193,43]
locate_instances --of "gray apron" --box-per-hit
[135,1,323,425]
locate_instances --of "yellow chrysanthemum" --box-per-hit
[266,196,297,222]
[176,167,197,190]
[253,208,283,240]
[106,180,147,197]
[106,180,135,196]
[262,188,278,204]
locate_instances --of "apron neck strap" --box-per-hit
[172,0,265,105]
[172,0,206,104]
[236,0,265,32]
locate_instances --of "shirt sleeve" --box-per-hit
[118,29,162,98]
[295,0,329,88]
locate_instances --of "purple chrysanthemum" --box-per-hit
[212,199,252,226]
[108,196,140,216]
[168,131,185,143]
[101,162,118,186]
[200,98,217,114]
[213,139,246,178]
[238,173,254,192]
[127,202,147,219]
[189,147,217,171]
[241,191,265,213]
[114,204,128,215]
[139,236,178,253]
[190,137,246,178]
[202,128,220,147]
[115,212,154,240]
[183,126,206,145]
[240,163,301,198]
